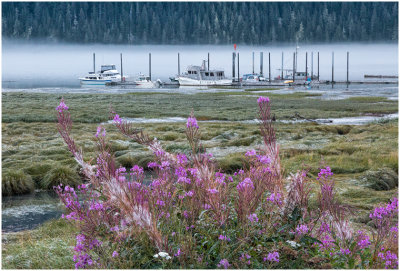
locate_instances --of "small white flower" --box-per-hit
[154,252,171,260]
[286,240,301,248]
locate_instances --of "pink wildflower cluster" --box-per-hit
[56,99,69,113]
[265,251,279,263]
[217,259,230,269]
[55,97,398,269]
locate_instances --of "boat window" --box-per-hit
[205,72,209,76]
[188,71,192,74]
[210,72,214,76]
[193,71,197,74]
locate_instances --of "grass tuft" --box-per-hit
[2,170,35,196]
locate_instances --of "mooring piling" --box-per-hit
[252,52,255,74]
[178,53,180,75]
[311,52,314,79]
[317,52,320,81]
[268,52,271,83]
[237,52,240,81]
[120,53,123,82]
[232,52,236,80]
[305,52,308,80]
[149,53,152,81]
[260,52,263,76]
[93,53,95,73]
[331,52,334,83]
[208,52,210,71]
[347,51,349,84]
[293,52,296,81]
[281,52,284,79]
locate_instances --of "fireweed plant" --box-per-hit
[55,97,398,269]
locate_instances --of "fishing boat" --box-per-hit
[99,64,125,82]
[177,61,232,86]
[79,72,112,85]
[79,64,124,85]
[134,73,159,88]
[241,73,267,82]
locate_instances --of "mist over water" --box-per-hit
[2,40,398,88]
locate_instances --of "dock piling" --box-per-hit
[317,52,320,81]
[268,52,271,83]
[93,53,95,73]
[178,53,180,75]
[260,52,263,76]
[347,51,349,84]
[311,52,313,79]
[120,53,123,82]
[232,52,236,80]
[252,52,255,74]
[281,52,284,79]
[293,52,295,81]
[237,52,240,82]
[149,53,152,81]
[332,52,334,83]
[305,52,308,80]
[208,52,210,71]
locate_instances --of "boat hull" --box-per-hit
[177,77,232,86]
[80,79,112,85]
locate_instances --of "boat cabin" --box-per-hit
[101,65,117,73]
[185,65,226,81]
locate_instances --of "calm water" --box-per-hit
[2,40,398,88]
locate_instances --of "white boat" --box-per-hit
[79,64,125,85]
[177,61,232,86]
[134,73,158,88]
[99,64,125,82]
[241,73,267,82]
[79,72,112,85]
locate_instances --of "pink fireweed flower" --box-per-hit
[237,178,254,191]
[156,200,165,206]
[257,96,270,104]
[113,114,122,124]
[267,192,282,205]
[340,248,351,255]
[219,235,231,241]
[207,188,219,194]
[177,153,188,165]
[248,213,259,223]
[185,190,194,197]
[319,222,331,234]
[187,116,199,129]
[95,125,106,137]
[317,166,333,180]
[245,149,256,156]
[56,99,69,113]
[257,155,271,164]
[203,204,211,210]
[266,251,279,263]
[174,248,181,257]
[217,259,230,269]
[356,230,371,250]
[130,165,144,175]
[296,224,309,235]
[112,251,119,258]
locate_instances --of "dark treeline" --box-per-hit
[2,2,398,44]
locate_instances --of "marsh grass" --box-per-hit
[2,219,76,269]
[2,170,35,196]
[40,165,81,189]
